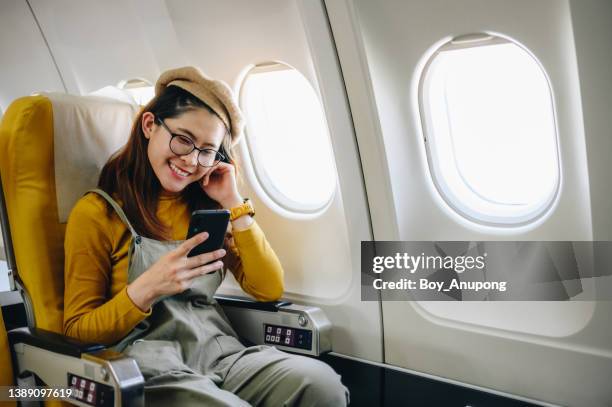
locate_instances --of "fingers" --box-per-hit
[207,163,232,181]
[212,163,233,178]
[184,248,226,269]
[201,172,211,187]
[215,161,233,171]
[176,232,209,256]
[183,260,224,280]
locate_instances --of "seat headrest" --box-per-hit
[46,93,139,222]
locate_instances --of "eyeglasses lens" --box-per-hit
[169,136,221,167]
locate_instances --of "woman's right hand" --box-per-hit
[126,232,226,312]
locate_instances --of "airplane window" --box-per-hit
[123,86,154,105]
[117,78,154,105]
[240,63,336,213]
[90,78,154,106]
[419,35,560,226]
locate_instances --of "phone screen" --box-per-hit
[186,209,230,257]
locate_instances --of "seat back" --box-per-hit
[0,94,136,334]
[0,96,64,332]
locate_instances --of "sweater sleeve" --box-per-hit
[226,221,284,301]
[63,196,150,345]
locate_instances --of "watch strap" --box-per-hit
[229,198,255,221]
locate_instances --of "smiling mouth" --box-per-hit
[169,162,191,177]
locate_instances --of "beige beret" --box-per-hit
[155,66,244,145]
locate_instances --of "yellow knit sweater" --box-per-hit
[63,192,284,345]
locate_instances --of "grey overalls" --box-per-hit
[90,189,349,407]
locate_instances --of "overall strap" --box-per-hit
[87,188,138,238]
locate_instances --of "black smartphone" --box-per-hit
[186,209,230,258]
[219,146,230,164]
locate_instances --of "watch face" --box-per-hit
[244,199,255,215]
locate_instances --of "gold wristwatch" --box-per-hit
[229,198,255,221]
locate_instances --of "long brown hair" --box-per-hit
[98,85,236,240]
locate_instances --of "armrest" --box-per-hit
[218,299,332,356]
[9,327,145,407]
[8,327,105,358]
[214,294,292,312]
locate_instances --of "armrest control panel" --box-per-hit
[68,373,114,407]
[264,324,312,350]
[216,295,332,356]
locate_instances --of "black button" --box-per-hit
[135,236,142,244]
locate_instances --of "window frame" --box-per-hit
[239,62,337,214]
[417,34,562,227]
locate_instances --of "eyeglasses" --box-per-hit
[155,117,226,167]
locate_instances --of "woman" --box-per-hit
[63,67,349,406]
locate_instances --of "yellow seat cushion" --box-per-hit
[0,95,65,333]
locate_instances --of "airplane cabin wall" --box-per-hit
[349,0,596,335]
[26,0,188,94]
[326,0,612,405]
[0,0,64,114]
[570,0,612,242]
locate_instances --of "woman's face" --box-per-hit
[142,109,226,194]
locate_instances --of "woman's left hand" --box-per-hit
[200,162,243,208]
